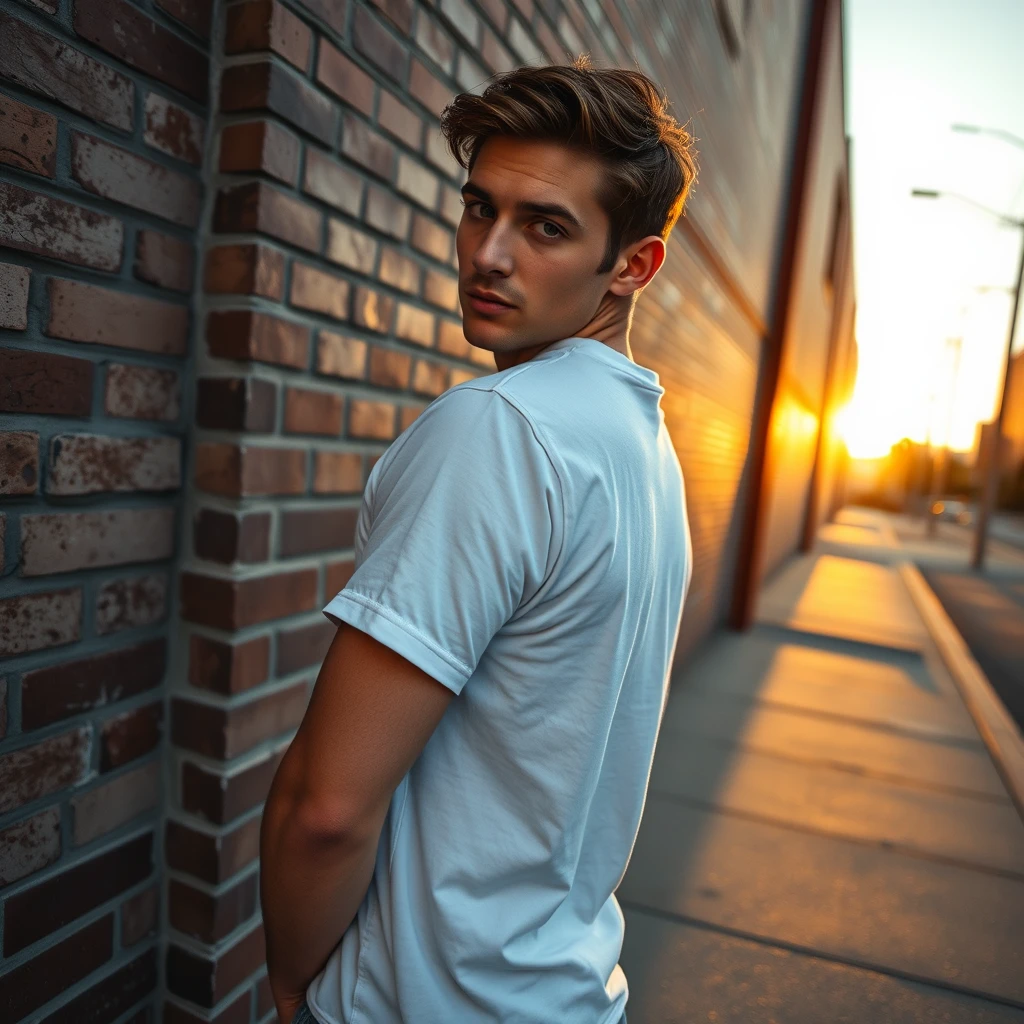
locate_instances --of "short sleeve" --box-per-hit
[323,386,565,694]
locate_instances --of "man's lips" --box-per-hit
[465,289,516,315]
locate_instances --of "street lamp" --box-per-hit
[910,183,1024,570]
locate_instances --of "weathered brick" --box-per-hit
[194,509,272,563]
[340,112,395,179]
[440,0,481,45]
[326,218,378,273]
[48,278,189,355]
[0,727,90,814]
[219,119,300,184]
[395,302,434,346]
[0,348,92,416]
[106,364,181,422]
[165,816,260,888]
[0,95,56,177]
[0,12,133,130]
[424,267,459,310]
[352,284,395,333]
[397,153,440,208]
[21,638,166,729]
[207,309,310,368]
[181,568,318,631]
[21,508,175,576]
[303,147,364,215]
[144,92,205,167]
[47,434,181,496]
[413,358,449,396]
[41,949,157,1024]
[96,573,168,635]
[75,0,208,102]
[409,58,453,118]
[204,243,284,299]
[313,451,363,493]
[198,377,276,435]
[4,833,153,953]
[0,807,61,887]
[188,634,270,695]
[0,262,30,330]
[438,318,471,357]
[295,0,346,33]
[399,403,426,429]
[72,132,201,228]
[121,885,159,945]
[415,17,455,73]
[280,506,359,556]
[352,6,407,82]
[317,330,368,379]
[214,180,322,251]
[135,230,195,292]
[226,0,312,71]
[370,0,413,32]
[411,213,453,262]
[0,181,123,271]
[156,0,213,38]
[290,261,350,320]
[325,556,357,595]
[101,702,163,771]
[0,589,81,657]
[284,386,344,435]
[316,40,375,115]
[348,399,396,439]
[276,619,335,674]
[170,875,258,944]
[0,916,113,1024]
[72,760,160,845]
[195,443,306,497]
[166,923,265,1006]
[180,751,281,822]
[220,60,333,144]
[0,431,39,495]
[369,346,412,388]
[365,184,412,238]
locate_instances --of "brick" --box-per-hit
[378,92,423,151]
[195,443,306,497]
[172,682,308,759]
[411,213,453,262]
[180,752,282,823]
[207,308,310,368]
[21,508,175,576]
[0,916,113,1024]
[325,556,357,595]
[0,12,133,130]
[166,924,265,1006]
[317,330,368,379]
[256,975,274,1018]
[196,376,277,431]
[156,0,213,38]
[369,346,412,388]
[0,431,38,495]
[395,302,434,346]
[121,885,159,945]
[313,451,363,493]
[72,760,160,845]
[47,434,181,496]
[0,181,123,271]
[180,568,318,630]
[440,182,464,226]
[440,0,481,44]
[480,25,516,73]
[291,262,350,320]
[365,184,412,238]
[214,180,322,251]
[370,0,413,32]
[468,342,495,368]
[0,807,61,887]
[106,364,181,422]
[170,875,258,943]
[280,505,359,556]
[21,638,166,729]
[424,268,459,310]
[455,50,487,93]
[48,279,188,355]
[438,318,471,358]
[188,634,270,695]
[41,949,157,1024]
[194,509,272,564]
[303,148,363,216]
[4,833,153,954]
[380,247,420,293]
[166,816,261,885]
[0,262,30,330]
[352,6,407,83]
[72,132,201,228]
[164,991,250,1024]
[348,399,396,440]
[477,0,508,30]
[101,702,163,771]
[276,619,335,674]
[409,58,453,118]
[295,0,346,33]
[0,589,81,657]
[399,403,426,430]
[326,218,378,273]
[96,573,168,635]
[226,0,312,71]
[75,0,208,103]
[0,95,56,177]
[316,40,375,115]
[340,112,395,179]
[352,284,395,333]
[415,17,455,73]
[135,230,195,292]
[220,60,333,144]
[219,119,300,184]
[284,386,344,435]
[204,243,284,299]
[413,358,449,396]
[0,727,90,814]
[144,92,205,165]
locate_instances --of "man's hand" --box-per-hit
[260,621,455,1007]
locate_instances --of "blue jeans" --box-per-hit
[292,1002,627,1023]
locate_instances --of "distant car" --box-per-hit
[930,499,972,525]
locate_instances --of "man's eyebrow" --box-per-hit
[461,181,583,231]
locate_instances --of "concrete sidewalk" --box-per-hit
[618,509,1024,1023]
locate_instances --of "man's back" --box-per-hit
[310,336,691,1023]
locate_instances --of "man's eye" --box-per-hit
[466,201,495,219]
[538,222,562,238]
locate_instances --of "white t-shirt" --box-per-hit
[310,335,692,1023]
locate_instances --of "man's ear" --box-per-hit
[606,235,667,297]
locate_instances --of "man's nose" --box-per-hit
[472,223,514,277]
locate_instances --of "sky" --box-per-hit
[840,0,1024,458]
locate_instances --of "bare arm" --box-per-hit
[260,622,454,1022]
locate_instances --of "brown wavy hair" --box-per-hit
[439,56,697,273]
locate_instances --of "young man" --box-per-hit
[261,58,697,1024]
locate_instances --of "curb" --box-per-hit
[899,560,1024,821]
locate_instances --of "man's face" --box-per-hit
[455,137,616,365]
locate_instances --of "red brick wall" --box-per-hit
[0,0,212,1018]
